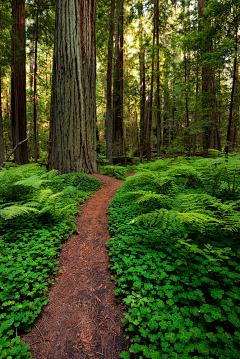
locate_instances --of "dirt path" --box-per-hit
[22,174,129,359]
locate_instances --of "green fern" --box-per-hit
[0,204,39,219]
[14,175,47,189]
[133,191,172,209]
[131,208,179,228]
[179,212,223,232]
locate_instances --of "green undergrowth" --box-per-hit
[107,154,240,359]
[0,163,102,359]
[98,164,133,180]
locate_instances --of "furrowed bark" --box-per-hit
[51,0,97,174]
[11,0,28,164]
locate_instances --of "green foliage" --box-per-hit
[107,156,240,359]
[98,165,128,180]
[0,164,102,358]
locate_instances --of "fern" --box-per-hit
[14,175,47,189]
[179,212,223,232]
[133,191,172,210]
[131,208,179,228]
[0,204,39,219]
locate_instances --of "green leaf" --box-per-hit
[119,351,130,359]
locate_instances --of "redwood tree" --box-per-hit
[112,0,124,157]
[51,0,97,173]
[106,0,115,165]
[11,0,28,164]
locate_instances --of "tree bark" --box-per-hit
[156,0,161,156]
[106,0,115,165]
[225,25,238,157]
[147,0,156,161]
[139,2,145,163]
[199,0,221,154]
[33,0,39,163]
[11,0,28,164]
[112,0,124,156]
[51,0,97,174]
[0,69,4,164]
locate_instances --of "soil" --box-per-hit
[21,174,130,359]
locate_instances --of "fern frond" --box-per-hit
[14,175,47,189]
[134,192,172,209]
[131,208,179,228]
[179,212,222,232]
[0,205,39,219]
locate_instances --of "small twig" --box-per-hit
[178,176,190,194]
[30,341,41,346]
[0,132,29,169]
[34,324,45,342]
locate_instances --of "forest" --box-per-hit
[0,0,240,358]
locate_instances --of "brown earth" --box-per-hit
[21,174,129,359]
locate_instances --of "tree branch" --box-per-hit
[0,133,29,169]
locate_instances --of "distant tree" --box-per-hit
[50,0,97,173]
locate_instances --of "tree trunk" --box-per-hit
[51,0,97,174]
[0,69,4,164]
[33,0,39,163]
[112,0,124,156]
[147,0,156,161]
[225,25,238,157]
[156,0,161,156]
[106,0,115,165]
[199,0,221,154]
[11,0,28,164]
[139,2,145,163]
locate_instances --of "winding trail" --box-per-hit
[22,174,129,359]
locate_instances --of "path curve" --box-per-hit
[22,174,129,359]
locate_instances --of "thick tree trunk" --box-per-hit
[51,0,97,174]
[11,0,28,164]
[112,0,124,156]
[0,69,4,164]
[106,0,115,165]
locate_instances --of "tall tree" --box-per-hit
[50,0,97,174]
[198,0,221,153]
[112,0,124,156]
[11,0,28,164]
[139,1,146,163]
[147,0,156,161]
[33,0,39,163]
[106,0,115,165]
[0,70,4,164]
[155,0,161,156]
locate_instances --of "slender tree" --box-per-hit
[33,0,39,163]
[199,0,221,153]
[139,1,145,163]
[147,0,156,161]
[106,0,115,165]
[155,0,161,156]
[50,0,97,173]
[11,0,28,164]
[112,0,124,156]
[0,70,4,164]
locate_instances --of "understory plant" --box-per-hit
[107,154,240,359]
[0,164,102,359]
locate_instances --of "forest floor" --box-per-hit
[21,174,130,359]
